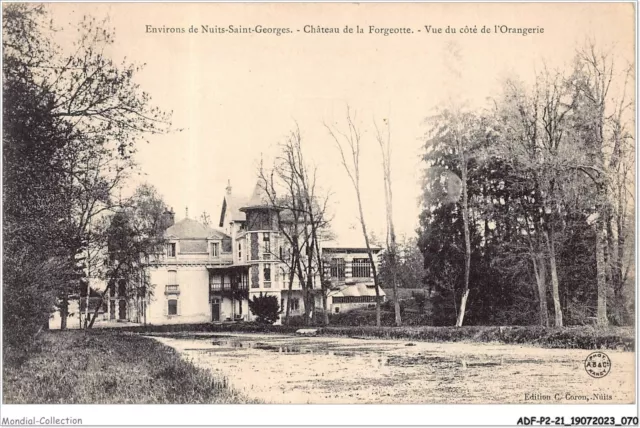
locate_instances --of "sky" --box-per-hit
[46,2,634,245]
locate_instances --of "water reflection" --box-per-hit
[209,338,394,368]
[209,338,509,369]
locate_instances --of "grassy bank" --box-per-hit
[121,323,635,351]
[3,330,255,404]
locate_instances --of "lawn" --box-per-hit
[3,330,255,404]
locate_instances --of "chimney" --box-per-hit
[163,208,175,228]
[226,179,232,196]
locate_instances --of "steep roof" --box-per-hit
[218,195,248,227]
[239,181,276,211]
[166,218,230,240]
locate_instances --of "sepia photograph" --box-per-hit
[1,1,636,426]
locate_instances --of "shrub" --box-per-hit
[248,293,280,325]
[3,253,62,362]
[411,291,427,312]
[285,315,305,327]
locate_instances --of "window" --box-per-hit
[167,243,176,257]
[335,307,340,313]
[290,298,300,311]
[279,246,284,261]
[222,238,232,253]
[263,265,271,287]
[168,270,177,285]
[238,242,242,260]
[263,233,271,254]
[211,242,220,257]
[330,258,346,279]
[332,296,379,304]
[168,299,178,316]
[352,258,371,278]
[210,276,222,291]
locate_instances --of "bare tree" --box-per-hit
[492,70,578,327]
[326,107,383,327]
[374,118,401,326]
[572,42,635,326]
[259,126,332,325]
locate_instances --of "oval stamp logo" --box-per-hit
[584,352,611,378]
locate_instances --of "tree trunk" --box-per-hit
[285,253,296,325]
[609,207,625,324]
[531,253,550,327]
[355,191,381,327]
[385,173,401,327]
[88,281,114,328]
[595,217,609,326]
[294,253,309,325]
[615,191,627,323]
[390,268,400,325]
[456,289,470,327]
[60,296,68,330]
[455,153,471,327]
[313,236,329,326]
[543,227,563,327]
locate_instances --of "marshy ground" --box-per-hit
[152,332,635,404]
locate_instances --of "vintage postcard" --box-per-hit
[1,1,636,426]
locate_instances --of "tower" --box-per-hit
[239,182,280,290]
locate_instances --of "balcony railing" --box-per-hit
[210,282,249,293]
[165,284,180,295]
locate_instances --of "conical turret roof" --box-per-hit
[239,181,279,211]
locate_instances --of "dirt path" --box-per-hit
[150,333,635,404]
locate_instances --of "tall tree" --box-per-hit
[423,110,483,326]
[259,126,332,325]
[3,4,171,335]
[326,107,383,327]
[87,184,169,328]
[571,43,635,326]
[375,118,401,326]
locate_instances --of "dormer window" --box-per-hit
[211,242,220,257]
[167,243,176,257]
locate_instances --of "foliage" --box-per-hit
[379,236,427,289]
[85,183,169,326]
[2,4,172,340]
[411,291,428,313]
[3,330,255,403]
[416,45,634,327]
[248,293,281,325]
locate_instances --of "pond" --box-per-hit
[150,333,635,404]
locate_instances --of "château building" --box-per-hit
[136,181,385,325]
